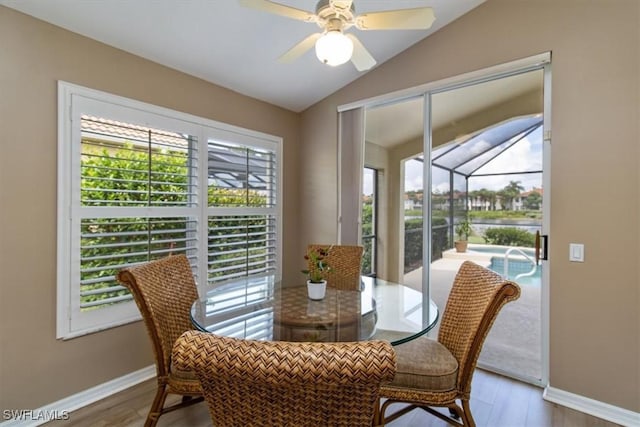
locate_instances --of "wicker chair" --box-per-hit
[116,254,203,427]
[172,330,397,427]
[375,260,521,427]
[307,244,364,290]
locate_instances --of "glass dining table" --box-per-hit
[190,275,439,345]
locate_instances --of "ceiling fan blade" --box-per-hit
[278,33,322,63]
[346,34,376,71]
[355,7,435,30]
[239,0,316,22]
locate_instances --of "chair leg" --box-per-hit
[460,400,476,427]
[373,398,390,426]
[145,385,169,427]
[378,400,419,425]
[372,399,381,426]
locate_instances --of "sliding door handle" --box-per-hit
[535,231,548,263]
[535,231,549,264]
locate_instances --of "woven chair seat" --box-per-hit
[388,336,458,392]
[166,374,202,395]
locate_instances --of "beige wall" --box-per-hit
[0,7,301,410]
[300,0,639,413]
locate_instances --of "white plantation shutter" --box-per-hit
[206,140,279,284]
[58,82,281,339]
[78,115,200,314]
[200,276,276,340]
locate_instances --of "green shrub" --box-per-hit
[483,227,535,247]
[361,203,374,274]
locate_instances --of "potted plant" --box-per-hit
[301,246,333,300]
[454,219,472,253]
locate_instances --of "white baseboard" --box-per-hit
[0,365,155,427]
[544,385,640,427]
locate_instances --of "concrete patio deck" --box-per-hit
[403,249,542,381]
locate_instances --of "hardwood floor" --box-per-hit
[44,369,621,427]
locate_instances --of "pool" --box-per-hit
[468,245,535,257]
[490,257,541,286]
[468,245,541,286]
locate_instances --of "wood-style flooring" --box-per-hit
[44,369,622,427]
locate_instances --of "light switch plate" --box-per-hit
[569,243,584,262]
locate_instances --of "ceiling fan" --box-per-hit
[239,0,435,71]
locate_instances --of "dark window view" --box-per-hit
[361,167,377,276]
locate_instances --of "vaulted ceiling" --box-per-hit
[0,0,485,112]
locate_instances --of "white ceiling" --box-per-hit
[1,0,485,112]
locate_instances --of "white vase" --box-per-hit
[307,279,327,300]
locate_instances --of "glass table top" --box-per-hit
[191,275,439,345]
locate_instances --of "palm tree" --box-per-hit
[498,181,524,210]
[477,188,496,211]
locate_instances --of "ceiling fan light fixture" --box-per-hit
[315,30,353,66]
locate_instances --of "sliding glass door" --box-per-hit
[428,69,546,384]
[340,55,551,386]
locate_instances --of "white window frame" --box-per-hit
[57,81,282,339]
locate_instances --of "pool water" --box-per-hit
[490,257,541,286]
[469,245,536,257]
[467,245,541,286]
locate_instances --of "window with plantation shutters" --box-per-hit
[207,141,278,284]
[57,82,282,339]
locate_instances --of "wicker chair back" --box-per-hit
[173,330,397,427]
[116,254,202,426]
[307,244,364,290]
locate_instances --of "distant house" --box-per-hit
[513,187,543,211]
[467,193,502,211]
[468,195,492,211]
[404,193,423,210]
